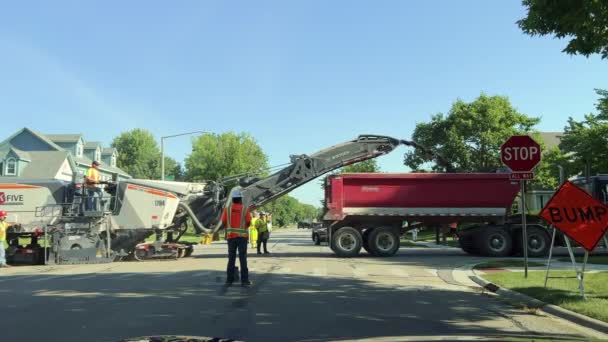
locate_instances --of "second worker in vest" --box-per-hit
[256,211,271,255]
[221,189,252,286]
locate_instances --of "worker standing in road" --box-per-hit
[256,212,270,255]
[84,160,102,211]
[0,210,12,268]
[250,210,259,249]
[221,189,252,286]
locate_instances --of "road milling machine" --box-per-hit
[1,135,415,265]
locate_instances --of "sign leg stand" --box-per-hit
[564,236,586,299]
[544,226,557,288]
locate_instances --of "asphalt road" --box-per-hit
[0,229,602,341]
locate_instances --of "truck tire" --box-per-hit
[362,229,373,254]
[477,226,512,257]
[458,232,480,255]
[331,227,362,257]
[313,234,321,245]
[368,226,400,257]
[513,225,551,258]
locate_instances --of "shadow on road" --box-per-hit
[0,267,589,342]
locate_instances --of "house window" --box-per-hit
[95,150,101,162]
[77,144,83,157]
[111,155,116,167]
[5,158,16,176]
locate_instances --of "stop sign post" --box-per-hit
[501,135,542,278]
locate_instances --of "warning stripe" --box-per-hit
[0,184,41,189]
[127,184,177,199]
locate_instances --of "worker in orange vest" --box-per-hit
[221,189,252,286]
[84,160,102,211]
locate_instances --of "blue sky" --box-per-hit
[1,1,607,206]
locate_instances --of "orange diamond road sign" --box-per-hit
[539,181,608,252]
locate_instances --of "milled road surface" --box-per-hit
[0,229,603,341]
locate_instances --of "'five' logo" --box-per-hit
[0,192,5,205]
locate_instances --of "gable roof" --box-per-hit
[539,132,564,150]
[46,134,83,143]
[0,127,64,151]
[74,156,131,177]
[84,141,101,150]
[0,144,31,161]
[5,151,71,179]
[102,147,117,155]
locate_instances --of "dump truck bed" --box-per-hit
[324,173,520,224]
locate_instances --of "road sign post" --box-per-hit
[501,135,542,278]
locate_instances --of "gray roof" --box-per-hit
[84,141,101,150]
[74,156,131,177]
[45,134,83,143]
[0,144,31,160]
[18,151,71,178]
[102,147,117,155]
[0,128,64,151]
[539,132,564,150]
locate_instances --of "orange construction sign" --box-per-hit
[539,181,608,252]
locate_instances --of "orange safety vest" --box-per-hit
[85,167,100,189]
[223,203,250,239]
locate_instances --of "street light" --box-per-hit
[161,131,210,181]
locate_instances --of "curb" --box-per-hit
[469,271,608,335]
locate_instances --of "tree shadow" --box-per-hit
[0,269,590,342]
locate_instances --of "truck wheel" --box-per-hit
[525,226,551,257]
[313,234,321,245]
[368,227,400,257]
[458,233,480,255]
[478,226,512,257]
[362,229,373,255]
[331,227,362,257]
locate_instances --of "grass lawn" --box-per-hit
[557,255,608,265]
[474,259,546,270]
[484,270,608,323]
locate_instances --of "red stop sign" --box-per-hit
[501,135,541,172]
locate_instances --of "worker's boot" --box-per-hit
[241,280,252,287]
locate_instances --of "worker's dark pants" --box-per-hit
[86,188,102,211]
[257,232,269,253]
[226,237,248,282]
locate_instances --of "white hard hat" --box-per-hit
[231,188,242,198]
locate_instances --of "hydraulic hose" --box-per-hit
[177,202,223,235]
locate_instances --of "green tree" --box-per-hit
[559,89,608,176]
[185,132,269,182]
[404,94,540,172]
[111,129,179,179]
[342,159,380,173]
[517,0,608,59]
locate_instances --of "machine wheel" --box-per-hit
[313,234,321,245]
[458,233,480,255]
[368,226,400,257]
[331,227,362,257]
[477,226,512,257]
[185,246,194,257]
[134,246,155,261]
[177,248,186,258]
[362,229,373,255]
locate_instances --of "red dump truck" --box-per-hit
[322,173,552,257]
